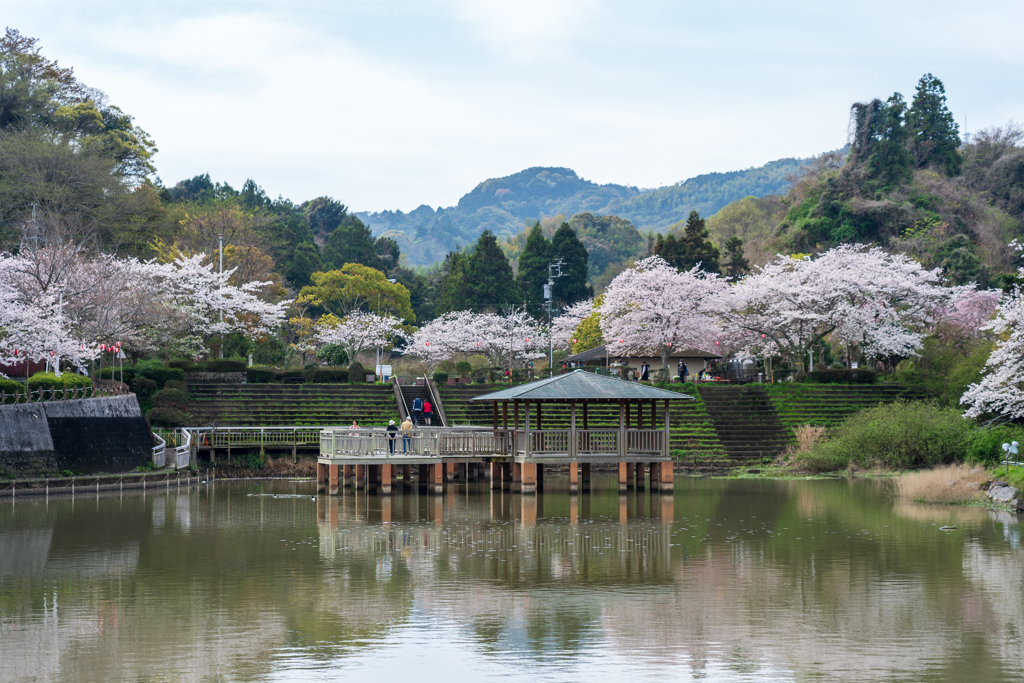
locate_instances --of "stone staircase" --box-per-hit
[187,384,400,427]
[399,384,436,425]
[698,386,790,461]
[767,383,928,429]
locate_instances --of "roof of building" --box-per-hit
[469,369,694,402]
[563,344,722,363]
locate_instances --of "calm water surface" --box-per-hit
[1,475,1022,682]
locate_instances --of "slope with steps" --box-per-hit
[187,384,400,427]
[767,383,928,429]
[698,386,791,461]
[398,384,439,425]
[439,384,727,460]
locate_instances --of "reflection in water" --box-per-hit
[0,476,1022,682]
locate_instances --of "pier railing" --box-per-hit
[152,428,193,469]
[319,426,498,458]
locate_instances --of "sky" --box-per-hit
[7,1,1024,212]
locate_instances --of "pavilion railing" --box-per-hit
[626,429,665,455]
[577,429,619,455]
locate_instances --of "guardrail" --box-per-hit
[152,431,167,466]
[152,428,194,469]
[0,385,130,404]
[319,426,496,458]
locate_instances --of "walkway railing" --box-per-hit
[506,428,664,458]
[319,426,497,458]
[152,428,193,469]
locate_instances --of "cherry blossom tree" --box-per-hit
[961,269,1024,421]
[721,245,957,368]
[407,308,547,370]
[550,299,593,350]
[316,311,408,366]
[599,256,728,370]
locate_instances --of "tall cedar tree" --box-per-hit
[322,216,385,271]
[867,93,914,190]
[658,211,720,273]
[465,230,519,309]
[722,237,750,278]
[435,249,468,314]
[551,222,593,306]
[908,73,962,176]
[516,222,552,316]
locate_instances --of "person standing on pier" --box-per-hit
[412,395,423,425]
[386,419,399,454]
[424,399,433,426]
[400,416,413,452]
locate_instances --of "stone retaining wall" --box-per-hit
[0,395,151,478]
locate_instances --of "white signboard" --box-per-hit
[376,365,392,379]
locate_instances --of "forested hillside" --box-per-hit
[358,156,821,265]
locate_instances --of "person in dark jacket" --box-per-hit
[412,396,423,425]
[386,419,399,454]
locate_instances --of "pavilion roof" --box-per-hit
[469,369,694,402]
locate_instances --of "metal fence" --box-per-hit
[0,385,130,404]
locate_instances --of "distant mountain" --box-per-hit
[357,156,824,266]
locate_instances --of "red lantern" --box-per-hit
[524,337,529,343]
[12,349,17,356]
[714,340,720,346]
[49,350,55,357]
[619,338,624,343]
[571,338,577,344]
[100,343,107,351]
[475,341,480,347]
[425,341,430,347]
[760,334,766,339]
[666,341,672,347]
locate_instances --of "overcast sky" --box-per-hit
[8,1,1023,212]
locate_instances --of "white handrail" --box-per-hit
[151,432,167,466]
[174,429,192,469]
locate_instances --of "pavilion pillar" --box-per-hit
[329,464,339,496]
[581,463,591,492]
[521,462,537,494]
[419,464,430,491]
[618,400,626,460]
[316,462,327,493]
[636,462,645,491]
[569,401,578,459]
[380,462,392,495]
[650,462,661,491]
[355,464,365,490]
[502,403,509,454]
[663,399,671,458]
[403,464,412,489]
[659,458,674,492]
[343,464,352,488]
[501,462,512,490]
[490,462,502,489]
[625,462,635,489]
[467,462,477,481]
[537,403,542,431]
[524,401,531,459]
[617,461,628,493]
[568,462,578,494]
[536,463,543,491]
[512,462,522,493]
[446,462,456,482]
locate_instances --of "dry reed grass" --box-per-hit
[788,424,828,456]
[894,464,989,504]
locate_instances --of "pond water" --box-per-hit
[1,475,1022,683]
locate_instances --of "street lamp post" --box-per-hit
[218,233,224,359]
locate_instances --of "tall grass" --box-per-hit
[894,464,989,504]
[795,401,972,472]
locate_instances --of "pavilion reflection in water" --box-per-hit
[317,370,693,497]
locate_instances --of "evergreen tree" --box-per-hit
[285,242,322,288]
[551,222,593,306]
[867,93,914,190]
[516,222,553,316]
[321,216,385,271]
[465,230,519,310]
[435,249,468,315]
[908,73,962,176]
[722,237,750,278]
[670,210,720,273]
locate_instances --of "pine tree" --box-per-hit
[722,237,750,278]
[908,73,962,176]
[465,230,519,310]
[551,222,593,307]
[515,222,552,316]
[867,93,915,190]
[321,216,384,271]
[435,249,468,315]
[670,210,720,273]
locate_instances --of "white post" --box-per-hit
[218,233,224,359]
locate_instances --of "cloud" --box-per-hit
[447,0,601,60]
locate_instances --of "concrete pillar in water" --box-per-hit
[635,462,645,491]
[568,462,578,494]
[403,464,412,489]
[419,464,430,492]
[355,465,365,490]
[431,462,444,495]
[521,462,537,494]
[650,462,660,492]
[512,462,522,493]
[380,462,392,495]
[581,463,591,493]
[659,460,674,492]
[501,462,512,491]
[625,462,635,489]
[490,462,502,489]
[329,464,339,496]
[617,462,628,493]
[343,464,352,488]
[446,462,456,482]
[536,463,543,491]
[316,462,327,494]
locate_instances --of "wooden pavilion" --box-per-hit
[470,369,693,494]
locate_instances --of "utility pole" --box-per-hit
[545,259,564,372]
[218,233,224,359]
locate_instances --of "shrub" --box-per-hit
[468,354,489,370]
[247,367,275,384]
[167,359,199,371]
[437,359,456,374]
[164,380,188,393]
[510,369,527,383]
[130,376,158,398]
[455,361,472,376]
[310,367,349,383]
[148,405,190,428]
[205,359,247,373]
[98,366,138,382]
[348,361,367,384]
[317,344,348,367]
[137,366,185,389]
[786,424,828,457]
[28,372,91,392]
[488,367,503,383]
[152,387,188,407]
[808,368,876,384]
[964,424,1024,466]
[472,368,489,384]
[795,401,971,472]
[432,371,449,384]
[0,378,25,401]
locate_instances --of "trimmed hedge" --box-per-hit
[310,367,349,383]
[247,367,275,384]
[206,359,247,373]
[348,361,367,384]
[808,368,876,384]
[432,371,449,384]
[273,369,306,383]
[164,380,188,393]
[0,378,25,401]
[28,372,93,391]
[129,376,158,398]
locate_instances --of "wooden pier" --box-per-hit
[317,371,692,496]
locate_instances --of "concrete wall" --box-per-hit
[0,395,151,478]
